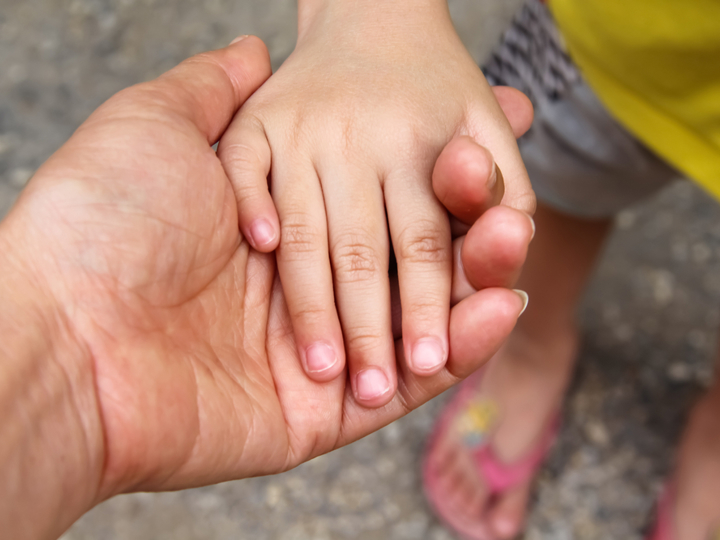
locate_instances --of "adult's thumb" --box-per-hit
[104,35,272,144]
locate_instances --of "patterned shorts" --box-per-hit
[482,0,681,218]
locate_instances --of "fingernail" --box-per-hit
[487,161,498,190]
[355,368,391,401]
[249,219,276,248]
[230,35,249,45]
[411,338,447,373]
[304,342,338,374]
[528,214,536,240]
[513,289,529,316]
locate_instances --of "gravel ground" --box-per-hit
[2,1,719,539]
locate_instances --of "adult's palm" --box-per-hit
[4,37,525,502]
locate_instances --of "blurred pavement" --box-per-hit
[2,1,719,538]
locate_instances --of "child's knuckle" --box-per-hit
[332,236,382,284]
[397,223,448,265]
[280,219,322,258]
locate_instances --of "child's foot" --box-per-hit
[653,386,720,539]
[424,325,578,539]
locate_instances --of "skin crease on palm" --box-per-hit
[217,0,535,408]
[0,35,534,540]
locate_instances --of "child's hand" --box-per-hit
[217,1,533,408]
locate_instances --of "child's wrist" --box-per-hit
[297,0,453,45]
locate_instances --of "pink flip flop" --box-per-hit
[423,370,560,540]
[646,485,676,540]
[646,483,720,540]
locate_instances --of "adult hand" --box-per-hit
[434,86,536,296]
[217,0,535,406]
[0,37,531,540]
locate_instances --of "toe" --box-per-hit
[425,425,497,538]
[488,481,532,539]
[430,432,461,473]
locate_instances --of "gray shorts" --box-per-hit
[483,0,681,219]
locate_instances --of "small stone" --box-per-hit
[584,421,610,447]
[697,365,714,387]
[381,422,402,445]
[375,456,397,477]
[364,511,385,530]
[196,492,223,510]
[667,362,691,382]
[265,484,283,508]
[9,167,33,188]
[382,501,401,520]
[687,329,707,350]
[613,323,634,342]
[99,13,118,30]
[391,512,430,540]
[703,273,720,294]
[8,64,27,84]
[0,135,11,154]
[672,241,689,262]
[616,210,636,230]
[649,269,674,305]
[602,303,621,322]
[692,243,712,264]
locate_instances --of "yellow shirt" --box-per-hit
[549,0,720,199]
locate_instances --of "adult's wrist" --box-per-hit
[0,215,104,540]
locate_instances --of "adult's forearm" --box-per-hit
[0,219,103,540]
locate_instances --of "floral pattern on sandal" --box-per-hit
[423,369,560,540]
[453,397,500,449]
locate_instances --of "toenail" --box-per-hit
[493,517,517,537]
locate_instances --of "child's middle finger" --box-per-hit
[320,162,398,408]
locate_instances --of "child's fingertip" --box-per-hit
[249,218,278,250]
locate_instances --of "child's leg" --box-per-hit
[426,2,682,538]
[427,202,611,538]
[665,359,720,539]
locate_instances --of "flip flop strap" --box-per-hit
[472,415,560,494]
[647,484,720,540]
[444,369,560,495]
[647,484,676,540]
